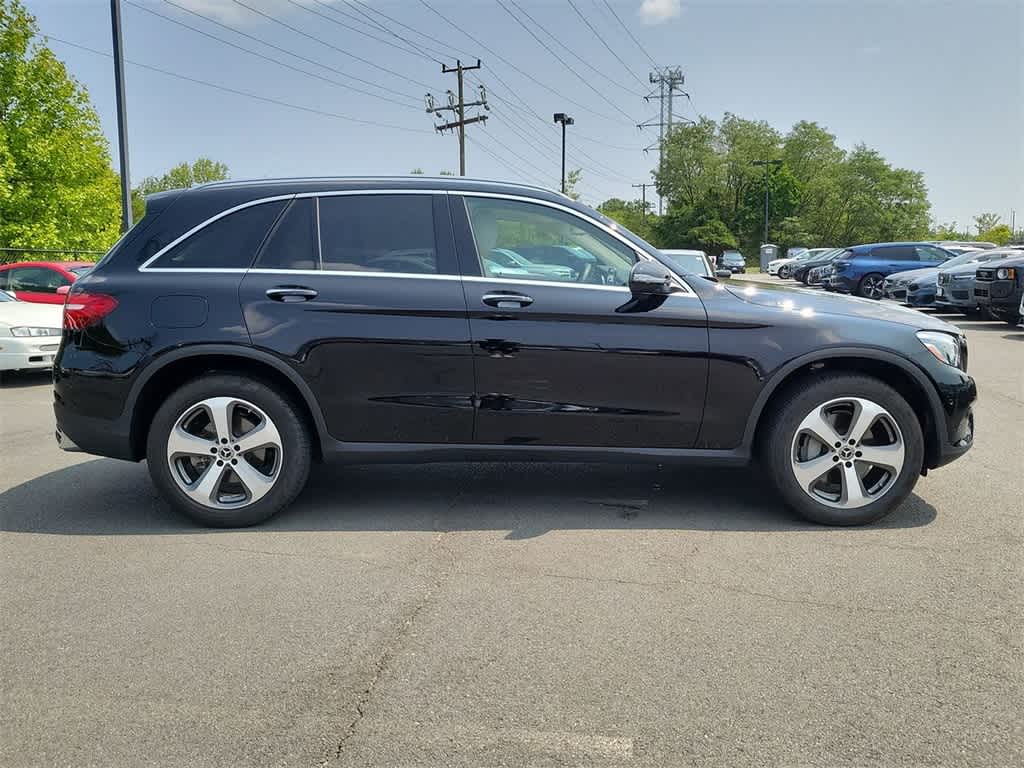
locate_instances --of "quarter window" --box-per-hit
[255,198,317,270]
[149,201,287,269]
[915,245,949,263]
[318,194,438,274]
[464,197,636,286]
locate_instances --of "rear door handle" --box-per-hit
[266,286,318,303]
[482,292,533,308]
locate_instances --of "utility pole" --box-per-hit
[632,183,651,222]
[752,159,783,244]
[553,113,574,194]
[425,60,488,176]
[638,67,688,215]
[110,0,132,232]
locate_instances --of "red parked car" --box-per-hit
[0,261,95,304]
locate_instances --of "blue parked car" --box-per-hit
[826,242,955,298]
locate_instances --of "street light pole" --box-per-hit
[110,0,132,233]
[553,113,574,194]
[751,159,782,243]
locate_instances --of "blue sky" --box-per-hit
[28,0,1024,230]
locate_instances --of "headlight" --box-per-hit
[10,326,62,337]
[917,331,962,368]
[995,267,1016,280]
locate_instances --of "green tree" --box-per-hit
[977,223,1012,245]
[564,168,582,200]
[597,197,654,240]
[973,212,1001,234]
[133,157,229,219]
[0,0,120,252]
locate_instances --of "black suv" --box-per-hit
[973,255,1024,324]
[54,178,976,527]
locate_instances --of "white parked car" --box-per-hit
[0,290,63,374]
[660,248,716,278]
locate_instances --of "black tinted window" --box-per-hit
[255,198,317,270]
[872,245,916,261]
[150,201,286,269]
[318,195,438,274]
[9,267,68,293]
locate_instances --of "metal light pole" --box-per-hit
[110,0,132,232]
[752,159,782,243]
[553,113,574,194]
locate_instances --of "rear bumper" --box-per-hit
[53,390,135,460]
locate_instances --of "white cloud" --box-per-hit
[639,0,681,25]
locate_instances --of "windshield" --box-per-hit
[941,250,989,269]
[69,266,94,276]
[661,252,710,276]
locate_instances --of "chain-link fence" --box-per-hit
[0,247,105,265]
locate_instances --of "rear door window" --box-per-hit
[872,245,916,261]
[254,198,318,270]
[915,245,950,263]
[318,194,441,275]
[149,201,287,269]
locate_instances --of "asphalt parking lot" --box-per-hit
[1,286,1022,767]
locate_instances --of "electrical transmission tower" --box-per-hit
[425,60,489,176]
[638,67,688,214]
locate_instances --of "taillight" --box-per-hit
[64,292,118,331]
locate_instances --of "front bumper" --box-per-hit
[935,280,977,308]
[0,336,62,372]
[974,280,1023,314]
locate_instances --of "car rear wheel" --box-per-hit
[761,375,924,525]
[147,374,312,527]
[857,273,885,299]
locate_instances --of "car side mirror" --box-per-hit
[56,285,71,296]
[715,269,732,279]
[628,261,674,297]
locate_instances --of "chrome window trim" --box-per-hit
[138,189,450,273]
[455,191,695,296]
[461,275,628,293]
[136,187,695,296]
[248,268,462,281]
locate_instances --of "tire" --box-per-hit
[760,374,924,526]
[857,272,885,299]
[779,265,791,279]
[147,374,312,527]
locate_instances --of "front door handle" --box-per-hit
[266,286,318,303]
[482,292,533,308]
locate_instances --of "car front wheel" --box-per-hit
[762,375,924,525]
[147,374,312,527]
[857,273,886,299]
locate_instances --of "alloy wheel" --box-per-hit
[166,397,283,509]
[790,397,905,510]
[861,275,884,298]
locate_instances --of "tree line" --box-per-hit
[1,0,1016,262]
[598,115,1017,257]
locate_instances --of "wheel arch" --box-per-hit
[745,347,944,470]
[127,345,328,461]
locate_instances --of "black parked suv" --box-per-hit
[54,178,976,527]
[973,254,1024,325]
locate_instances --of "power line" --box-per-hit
[503,0,641,99]
[417,0,624,124]
[138,1,419,107]
[281,0,438,65]
[566,0,647,88]
[309,0,442,62]
[599,0,658,69]
[343,0,468,63]
[496,0,635,124]
[227,0,436,91]
[48,36,427,134]
[466,135,550,188]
